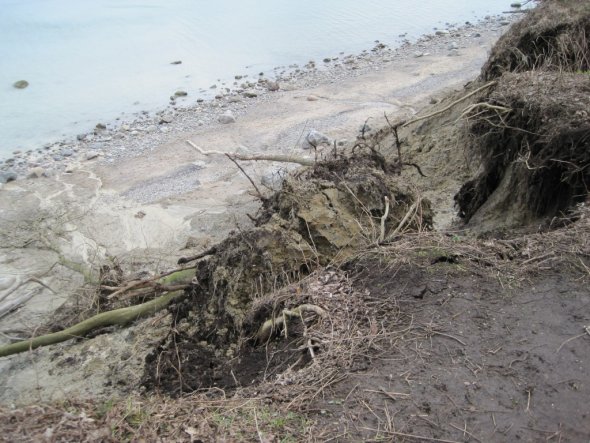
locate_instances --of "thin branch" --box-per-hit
[107,266,197,300]
[404,162,427,177]
[186,140,315,166]
[459,102,512,121]
[402,81,497,127]
[177,246,218,265]
[385,200,420,241]
[225,153,264,200]
[383,113,403,165]
[556,326,590,353]
[379,196,390,243]
[373,429,461,443]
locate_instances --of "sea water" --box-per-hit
[0,0,517,156]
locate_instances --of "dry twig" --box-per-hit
[379,196,390,243]
[186,140,315,166]
[402,81,497,127]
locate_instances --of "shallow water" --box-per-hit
[0,0,515,155]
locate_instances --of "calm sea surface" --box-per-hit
[1,0,515,155]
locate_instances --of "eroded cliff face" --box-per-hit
[2,3,590,441]
[144,154,432,394]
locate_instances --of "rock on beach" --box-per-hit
[13,80,29,89]
[0,171,17,183]
[218,111,236,124]
[303,130,332,149]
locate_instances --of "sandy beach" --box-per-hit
[0,12,520,405]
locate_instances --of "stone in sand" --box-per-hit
[170,60,182,65]
[218,111,236,124]
[174,90,188,97]
[160,114,174,124]
[267,81,279,92]
[303,130,332,149]
[0,171,17,183]
[307,95,319,101]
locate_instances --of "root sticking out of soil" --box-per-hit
[447,0,590,233]
[143,153,432,395]
[481,0,590,79]
[455,71,590,230]
[3,206,589,442]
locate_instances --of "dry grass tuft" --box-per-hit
[481,0,590,79]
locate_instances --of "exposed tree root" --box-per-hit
[401,81,498,127]
[177,246,218,265]
[0,290,185,358]
[384,197,423,241]
[106,266,196,300]
[379,196,390,243]
[255,304,327,343]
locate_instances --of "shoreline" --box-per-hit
[0,12,520,184]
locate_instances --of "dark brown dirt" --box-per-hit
[142,154,432,396]
[306,255,590,442]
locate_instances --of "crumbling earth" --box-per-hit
[1,1,590,441]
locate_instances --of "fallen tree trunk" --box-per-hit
[0,290,185,358]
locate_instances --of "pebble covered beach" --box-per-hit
[0,13,519,187]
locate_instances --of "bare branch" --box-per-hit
[402,81,498,127]
[186,140,315,166]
